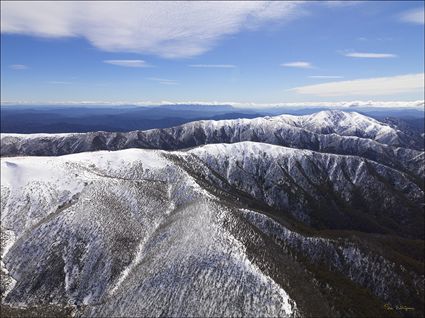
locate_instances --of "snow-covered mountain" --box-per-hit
[1,111,424,317]
[189,142,423,238]
[1,143,424,317]
[2,110,424,179]
[1,110,423,151]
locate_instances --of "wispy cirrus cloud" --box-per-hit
[281,61,313,69]
[356,37,393,41]
[3,99,423,109]
[47,81,72,85]
[1,2,305,58]
[309,75,343,79]
[103,60,151,68]
[158,81,178,85]
[289,73,424,97]
[400,7,424,25]
[324,1,362,8]
[344,52,397,58]
[147,77,178,85]
[9,64,28,70]
[189,64,236,68]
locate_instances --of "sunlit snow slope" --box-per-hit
[1,149,300,317]
[1,144,424,317]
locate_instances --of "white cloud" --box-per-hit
[1,1,304,58]
[324,1,361,8]
[47,81,72,85]
[103,60,151,68]
[9,64,28,70]
[377,37,393,41]
[289,73,424,97]
[400,8,424,25]
[356,37,393,42]
[147,77,178,85]
[309,75,343,79]
[227,100,425,109]
[189,64,236,68]
[2,99,423,109]
[281,61,313,69]
[159,82,178,85]
[344,52,397,58]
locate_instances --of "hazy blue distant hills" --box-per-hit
[0,104,257,133]
[1,104,423,133]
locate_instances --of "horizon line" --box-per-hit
[1,100,424,109]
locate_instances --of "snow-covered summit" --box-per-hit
[0,110,412,146]
[2,111,423,181]
[188,110,401,143]
[299,110,398,141]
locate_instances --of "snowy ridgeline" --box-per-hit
[0,110,408,143]
[0,148,297,317]
[2,111,424,176]
[1,143,423,316]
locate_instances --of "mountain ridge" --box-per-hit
[3,111,423,184]
[1,145,423,317]
[1,111,424,317]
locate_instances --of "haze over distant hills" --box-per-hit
[1,103,424,134]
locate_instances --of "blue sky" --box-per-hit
[1,1,424,105]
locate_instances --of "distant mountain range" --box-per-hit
[2,111,424,178]
[1,104,424,133]
[1,110,424,317]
